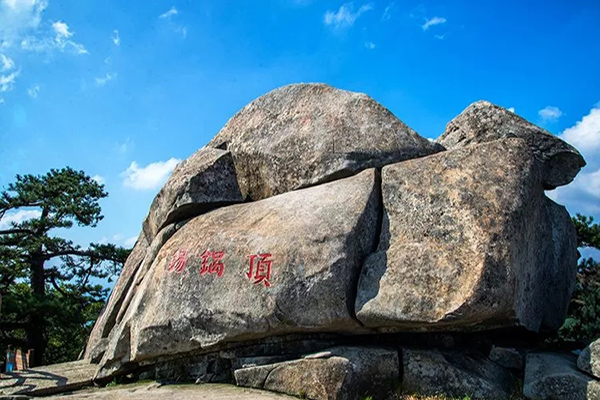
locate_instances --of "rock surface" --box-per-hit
[208,83,443,200]
[524,352,600,400]
[355,138,578,332]
[437,100,585,189]
[86,149,243,362]
[143,147,243,239]
[578,339,600,379]
[489,346,524,371]
[47,382,297,400]
[85,234,150,362]
[97,169,380,376]
[402,348,516,400]
[0,361,96,397]
[234,346,399,400]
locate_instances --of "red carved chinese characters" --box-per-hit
[246,253,272,287]
[199,250,225,277]
[167,249,187,273]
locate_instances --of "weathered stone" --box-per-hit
[524,352,600,400]
[86,149,243,363]
[97,169,380,376]
[489,346,524,371]
[208,83,443,200]
[85,233,149,362]
[85,224,177,363]
[234,346,400,400]
[578,339,600,379]
[143,148,243,239]
[402,348,516,400]
[0,361,96,397]
[355,139,578,332]
[437,100,585,189]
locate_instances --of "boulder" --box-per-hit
[402,348,516,400]
[85,149,243,362]
[208,83,443,200]
[489,346,524,371]
[234,346,400,400]
[436,100,585,189]
[578,339,600,379]
[524,352,600,400]
[355,138,578,332]
[143,148,243,239]
[96,169,380,376]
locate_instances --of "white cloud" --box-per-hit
[117,137,133,154]
[0,68,19,92]
[124,235,137,248]
[52,20,71,38]
[434,34,446,40]
[560,106,600,155]
[121,158,181,190]
[95,72,116,86]
[158,6,187,38]
[20,20,87,54]
[365,41,376,49]
[324,2,373,29]
[538,106,563,122]
[92,174,105,185]
[0,52,18,94]
[111,29,120,46]
[0,98,4,104]
[0,53,14,71]
[179,26,188,38]
[159,6,178,19]
[548,104,600,217]
[104,56,111,65]
[0,0,48,47]
[507,107,515,113]
[382,2,394,21]
[422,16,446,31]
[0,209,42,229]
[27,84,38,98]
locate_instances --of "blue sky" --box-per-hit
[0,0,599,260]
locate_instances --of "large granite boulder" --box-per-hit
[578,339,600,379]
[97,169,380,376]
[234,346,400,400]
[437,100,585,189]
[355,138,578,332]
[208,83,443,200]
[402,348,516,400]
[524,352,600,400]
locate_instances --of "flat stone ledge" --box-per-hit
[0,361,96,397]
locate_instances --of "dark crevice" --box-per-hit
[372,168,384,255]
[346,168,384,329]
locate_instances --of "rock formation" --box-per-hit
[84,83,589,399]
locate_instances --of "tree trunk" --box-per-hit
[28,255,46,367]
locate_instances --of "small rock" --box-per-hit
[402,348,517,400]
[143,147,244,239]
[234,346,400,400]
[303,351,333,360]
[524,352,600,400]
[489,346,524,371]
[579,339,600,379]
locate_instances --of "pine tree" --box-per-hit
[0,168,129,365]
